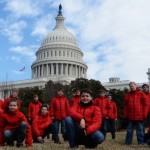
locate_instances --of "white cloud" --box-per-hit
[61,0,150,83]
[31,14,53,38]
[3,0,42,18]
[9,45,37,60]
[10,56,20,62]
[1,20,27,44]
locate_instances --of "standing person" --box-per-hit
[65,88,104,148]
[142,84,150,125]
[4,89,22,111]
[28,95,42,124]
[93,89,109,138]
[0,99,32,147]
[32,104,58,144]
[107,94,118,139]
[124,82,149,145]
[50,89,70,143]
[70,88,80,106]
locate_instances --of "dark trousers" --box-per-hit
[107,119,116,139]
[43,123,58,141]
[4,121,27,145]
[65,116,104,148]
[100,118,108,138]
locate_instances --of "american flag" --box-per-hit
[19,66,25,71]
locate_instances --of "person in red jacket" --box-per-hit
[0,100,4,110]
[142,84,150,125]
[65,88,104,148]
[107,94,118,139]
[28,94,42,124]
[50,89,70,143]
[93,89,109,138]
[0,99,32,147]
[124,82,149,145]
[4,89,22,111]
[70,88,80,106]
[32,104,53,143]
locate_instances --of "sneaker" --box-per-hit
[37,139,44,144]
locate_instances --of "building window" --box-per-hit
[47,52,49,57]
[59,51,61,56]
[63,51,65,56]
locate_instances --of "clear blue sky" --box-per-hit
[0,0,150,83]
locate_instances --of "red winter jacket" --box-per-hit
[4,95,22,110]
[32,113,52,139]
[28,101,42,119]
[50,96,70,120]
[108,101,117,119]
[93,96,109,118]
[0,110,32,147]
[144,92,150,113]
[0,100,4,110]
[70,101,102,135]
[70,95,80,106]
[124,90,148,121]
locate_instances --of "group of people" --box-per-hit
[0,81,150,148]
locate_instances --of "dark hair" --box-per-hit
[99,89,106,93]
[80,88,93,96]
[73,88,80,93]
[142,84,149,89]
[9,98,19,106]
[34,94,38,98]
[41,104,49,110]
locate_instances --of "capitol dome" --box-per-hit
[31,4,87,84]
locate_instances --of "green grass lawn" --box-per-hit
[0,131,150,150]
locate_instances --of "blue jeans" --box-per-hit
[125,120,144,144]
[65,116,104,148]
[100,118,108,138]
[54,119,67,139]
[4,121,27,145]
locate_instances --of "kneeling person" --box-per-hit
[0,99,32,147]
[65,88,105,148]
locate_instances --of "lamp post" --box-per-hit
[147,68,150,89]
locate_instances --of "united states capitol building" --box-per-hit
[0,5,149,99]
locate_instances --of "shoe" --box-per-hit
[64,138,68,141]
[54,140,61,144]
[37,139,44,144]
[16,143,23,147]
[7,142,14,146]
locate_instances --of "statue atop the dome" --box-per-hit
[58,4,62,16]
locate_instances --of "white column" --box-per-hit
[65,64,68,76]
[70,64,72,76]
[75,65,77,77]
[61,63,63,75]
[51,63,54,75]
[56,63,58,75]
[46,64,49,76]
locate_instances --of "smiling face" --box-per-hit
[142,85,149,92]
[57,90,64,96]
[8,101,18,111]
[80,92,92,104]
